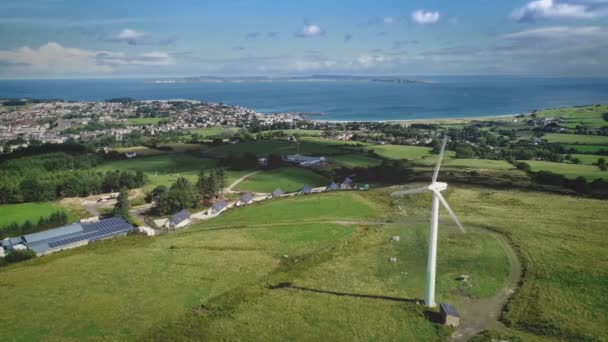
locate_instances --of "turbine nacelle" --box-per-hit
[428,182,447,192]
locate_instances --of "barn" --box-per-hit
[164,210,191,230]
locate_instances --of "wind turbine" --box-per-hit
[391,135,465,308]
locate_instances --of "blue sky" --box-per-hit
[0,0,607,78]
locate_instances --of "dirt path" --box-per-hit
[225,171,262,193]
[451,228,522,341]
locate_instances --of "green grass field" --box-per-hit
[97,154,248,190]
[367,144,434,160]
[2,185,603,340]
[521,160,607,180]
[203,140,345,158]
[188,127,239,137]
[329,154,383,168]
[544,133,608,145]
[235,167,329,193]
[562,154,606,165]
[533,105,608,129]
[562,144,608,153]
[0,202,64,227]
[447,188,608,341]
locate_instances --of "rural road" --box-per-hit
[225,171,262,193]
[451,228,522,341]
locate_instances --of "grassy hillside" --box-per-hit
[522,160,607,180]
[235,167,329,193]
[96,154,249,190]
[0,202,64,227]
[329,154,383,168]
[0,190,513,341]
[446,188,608,341]
[544,133,608,145]
[367,145,434,160]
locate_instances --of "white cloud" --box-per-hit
[296,24,325,37]
[511,0,605,21]
[0,42,174,77]
[503,25,605,39]
[113,28,145,45]
[411,10,440,24]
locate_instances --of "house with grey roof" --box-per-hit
[209,200,228,215]
[6,217,134,256]
[284,154,327,167]
[267,188,284,199]
[236,193,254,206]
[326,182,340,191]
[341,177,354,190]
[164,210,191,230]
[300,185,312,194]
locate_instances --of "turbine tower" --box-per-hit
[392,136,466,307]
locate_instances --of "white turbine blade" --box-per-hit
[434,190,466,233]
[391,186,429,197]
[432,136,448,183]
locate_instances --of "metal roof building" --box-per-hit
[300,185,312,194]
[326,182,340,191]
[210,200,228,214]
[17,217,134,256]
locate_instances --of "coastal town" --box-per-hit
[0,98,307,152]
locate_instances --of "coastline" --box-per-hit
[309,113,520,124]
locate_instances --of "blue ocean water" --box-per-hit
[1,76,607,121]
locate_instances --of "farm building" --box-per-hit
[209,200,228,215]
[125,151,137,158]
[267,188,285,199]
[300,185,312,194]
[236,193,254,206]
[164,210,191,230]
[439,303,460,327]
[326,182,340,191]
[284,154,327,167]
[341,177,354,190]
[138,226,156,236]
[2,217,133,256]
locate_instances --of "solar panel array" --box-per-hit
[48,218,132,249]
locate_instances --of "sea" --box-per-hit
[1,76,608,121]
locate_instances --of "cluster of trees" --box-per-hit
[152,178,200,215]
[149,168,227,215]
[0,151,145,204]
[0,210,69,239]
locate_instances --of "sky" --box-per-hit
[0,0,607,78]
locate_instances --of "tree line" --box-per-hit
[0,210,69,239]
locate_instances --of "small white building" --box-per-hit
[138,226,156,236]
[125,152,137,158]
[0,247,5,258]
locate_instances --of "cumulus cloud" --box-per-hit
[0,42,174,77]
[411,10,441,24]
[296,24,325,37]
[511,0,607,22]
[112,28,145,45]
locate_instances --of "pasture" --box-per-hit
[0,202,64,227]
[562,144,608,153]
[533,105,608,129]
[447,188,608,341]
[203,139,345,158]
[367,144,434,160]
[521,160,607,180]
[0,189,513,341]
[97,154,248,189]
[235,167,328,193]
[329,154,383,168]
[563,154,606,165]
[543,133,608,145]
